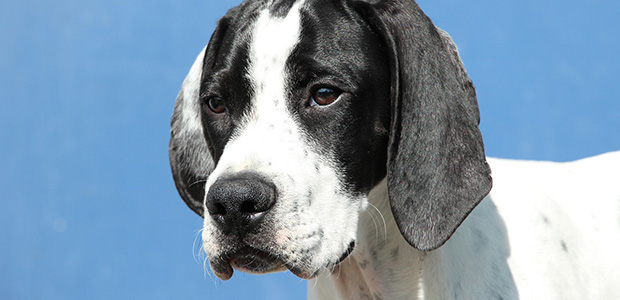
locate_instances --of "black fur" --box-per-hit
[169,78,211,217]
[288,0,391,195]
[353,0,492,251]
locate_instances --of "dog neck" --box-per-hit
[309,179,424,299]
[308,179,516,299]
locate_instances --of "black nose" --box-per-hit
[205,173,277,235]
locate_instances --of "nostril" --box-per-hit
[240,200,257,214]
[212,202,227,216]
[240,199,268,223]
[210,202,227,226]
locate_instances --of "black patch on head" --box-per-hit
[199,3,263,162]
[171,2,269,217]
[284,0,391,195]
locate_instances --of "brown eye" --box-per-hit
[207,96,226,114]
[311,87,341,106]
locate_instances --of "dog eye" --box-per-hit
[311,87,341,106]
[206,96,227,114]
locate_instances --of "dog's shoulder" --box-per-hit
[488,151,620,237]
[485,151,620,299]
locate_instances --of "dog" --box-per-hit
[169,0,620,298]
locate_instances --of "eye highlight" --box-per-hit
[206,96,227,114]
[310,87,341,106]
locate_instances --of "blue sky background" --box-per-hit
[1,0,618,299]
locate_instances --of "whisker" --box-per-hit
[203,256,213,281]
[193,228,214,281]
[367,202,387,245]
[310,272,320,289]
[193,228,205,263]
[333,263,341,280]
[365,205,380,241]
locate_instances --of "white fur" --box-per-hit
[180,47,206,134]
[201,0,367,278]
[309,151,620,299]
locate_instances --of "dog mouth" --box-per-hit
[209,247,286,280]
[209,242,356,280]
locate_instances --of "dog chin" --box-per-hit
[210,255,318,281]
[209,248,287,280]
[210,242,356,281]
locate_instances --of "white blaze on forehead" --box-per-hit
[248,1,304,109]
[204,2,307,187]
[203,1,307,184]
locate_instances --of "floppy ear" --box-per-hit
[169,10,237,217]
[169,47,213,217]
[353,0,492,251]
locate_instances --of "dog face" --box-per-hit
[199,0,391,279]
[170,0,492,281]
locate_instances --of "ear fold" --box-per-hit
[169,47,214,217]
[353,0,492,251]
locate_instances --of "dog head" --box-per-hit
[170,0,491,280]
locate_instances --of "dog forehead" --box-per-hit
[208,0,372,107]
[245,0,377,101]
[247,1,304,105]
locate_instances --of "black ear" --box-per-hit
[169,15,233,217]
[353,0,492,251]
[169,48,213,217]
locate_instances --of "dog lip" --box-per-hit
[210,242,356,280]
[228,247,286,275]
[336,241,356,264]
[286,264,319,280]
[209,257,234,281]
